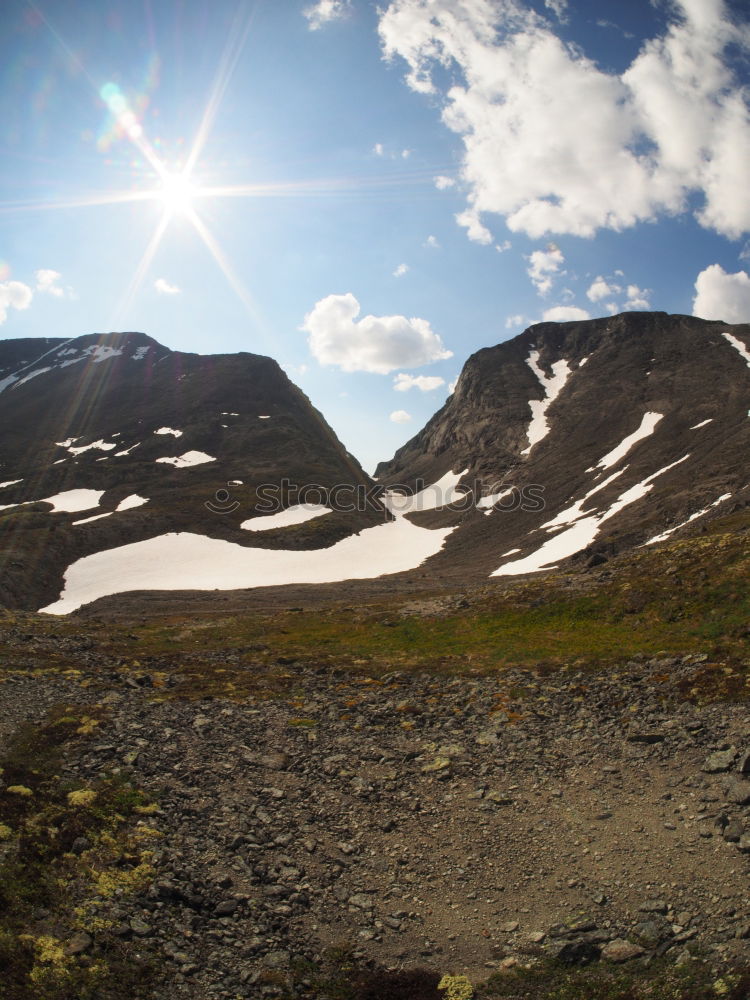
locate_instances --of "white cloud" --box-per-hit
[740,242,750,261]
[379,0,750,239]
[154,278,181,295]
[35,269,68,298]
[527,243,564,296]
[544,0,568,19]
[373,142,385,156]
[394,372,446,391]
[542,305,590,322]
[302,292,453,374]
[434,175,456,190]
[402,148,412,158]
[693,264,750,323]
[495,239,511,252]
[304,0,351,31]
[393,263,410,277]
[505,313,525,329]
[424,234,440,248]
[456,208,492,244]
[587,276,621,302]
[448,377,459,393]
[625,283,651,309]
[390,409,413,423]
[0,280,33,325]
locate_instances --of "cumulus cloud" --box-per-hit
[0,280,33,325]
[542,305,590,322]
[373,142,385,156]
[527,244,564,295]
[393,263,410,277]
[154,278,181,295]
[625,283,651,309]
[424,235,440,248]
[379,0,750,239]
[394,372,446,391]
[35,269,69,298]
[304,0,351,30]
[544,0,568,19]
[302,292,453,374]
[390,409,413,423]
[505,314,525,329]
[587,276,621,302]
[693,264,750,323]
[434,175,456,190]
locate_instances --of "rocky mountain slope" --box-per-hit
[0,332,378,611]
[377,312,750,579]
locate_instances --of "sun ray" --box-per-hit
[0,190,157,215]
[183,2,257,179]
[110,211,171,328]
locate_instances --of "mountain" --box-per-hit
[0,331,383,611]
[376,312,750,578]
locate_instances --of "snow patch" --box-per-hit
[521,352,571,455]
[492,455,690,577]
[156,451,216,468]
[0,479,22,489]
[242,504,332,532]
[690,419,713,430]
[154,427,183,438]
[597,412,662,469]
[723,332,750,368]
[1,489,105,514]
[132,346,151,361]
[14,366,52,388]
[258,415,270,419]
[73,494,148,526]
[644,493,732,545]
[384,469,469,515]
[41,518,456,615]
[67,439,117,456]
[115,443,140,457]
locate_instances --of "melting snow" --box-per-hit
[1,489,104,514]
[14,366,52,388]
[87,345,122,363]
[56,438,79,448]
[41,516,455,615]
[242,504,332,531]
[691,419,713,430]
[723,332,750,368]
[492,455,690,577]
[521,351,571,455]
[155,427,183,438]
[477,488,513,515]
[132,346,150,360]
[644,493,732,545]
[542,468,627,530]
[597,412,662,469]
[384,469,469,515]
[156,451,216,468]
[0,375,18,393]
[0,479,22,489]
[67,439,117,456]
[115,443,140,457]
[73,494,148,526]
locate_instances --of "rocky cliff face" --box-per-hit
[376,312,750,577]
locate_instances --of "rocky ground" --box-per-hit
[2,643,750,998]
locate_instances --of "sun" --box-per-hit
[157,172,196,216]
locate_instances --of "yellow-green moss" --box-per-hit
[438,973,474,1000]
[6,784,33,797]
[67,789,98,807]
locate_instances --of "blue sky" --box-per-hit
[1,0,749,472]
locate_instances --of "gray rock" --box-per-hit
[703,747,737,773]
[639,899,668,914]
[215,899,239,916]
[601,939,645,963]
[129,917,151,937]
[65,932,93,955]
[726,779,750,806]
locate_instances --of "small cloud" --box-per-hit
[393,263,409,278]
[35,269,71,298]
[505,314,525,329]
[394,373,445,392]
[542,305,590,322]
[434,175,455,190]
[456,208,492,244]
[401,148,412,159]
[544,0,568,19]
[740,242,750,262]
[625,283,650,310]
[302,292,452,374]
[0,280,33,325]
[154,278,181,295]
[495,240,511,253]
[373,142,384,157]
[424,235,440,249]
[390,409,412,424]
[693,264,750,323]
[527,243,564,296]
[586,275,621,302]
[447,377,459,394]
[304,0,351,31]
